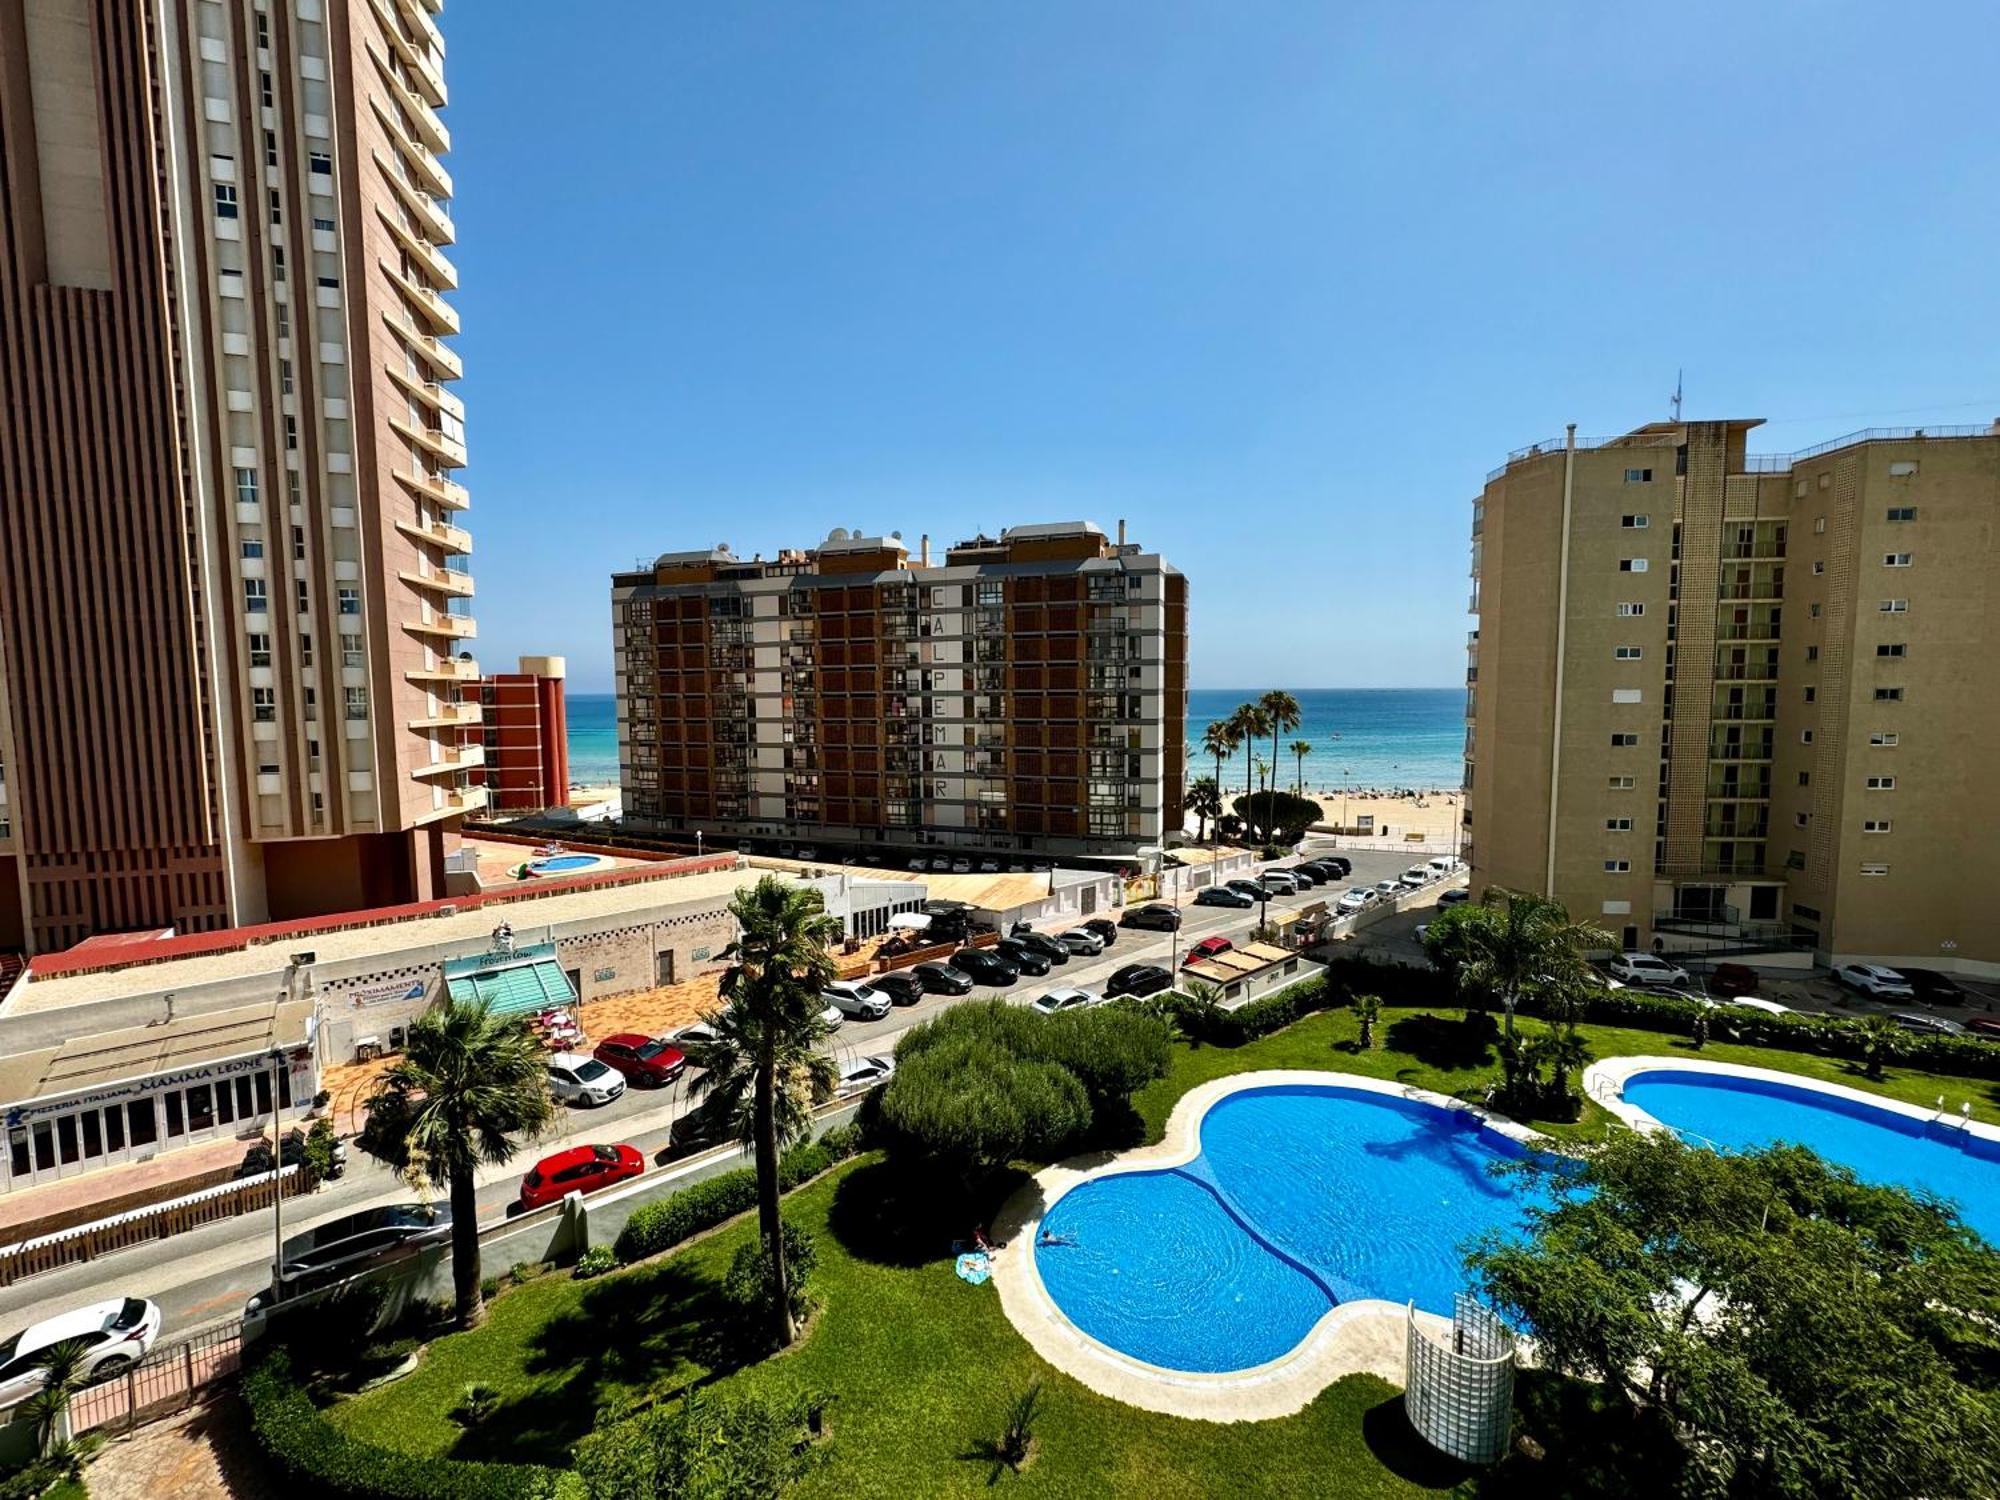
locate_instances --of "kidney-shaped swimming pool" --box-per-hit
[1032,1083,1549,1374]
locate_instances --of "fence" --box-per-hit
[58,1322,242,1438]
[0,1167,306,1288]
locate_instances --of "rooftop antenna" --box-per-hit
[1671,369,1684,422]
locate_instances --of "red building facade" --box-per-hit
[474,657,570,813]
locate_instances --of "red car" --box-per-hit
[1183,936,1234,968]
[593,1033,688,1086]
[518,1143,644,1211]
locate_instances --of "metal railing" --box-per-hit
[62,1321,242,1436]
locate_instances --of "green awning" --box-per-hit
[443,945,576,1018]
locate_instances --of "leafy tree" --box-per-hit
[1231,790,1323,843]
[1288,738,1312,793]
[1185,774,1223,842]
[357,996,555,1328]
[1430,888,1610,1042]
[683,876,841,1347]
[1259,690,1302,812]
[723,1220,819,1329]
[574,1386,831,1499]
[1471,1132,2000,1500]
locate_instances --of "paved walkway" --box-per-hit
[84,1397,278,1500]
[0,1135,252,1241]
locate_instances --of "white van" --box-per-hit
[1426,856,1462,878]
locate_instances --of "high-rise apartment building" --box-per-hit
[1466,417,2000,975]
[611,522,1188,856]
[473,656,570,813]
[0,0,478,955]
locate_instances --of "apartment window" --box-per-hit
[303,687,317,719]
[295,580,309,614]
[1608,775,1635,790]
[1624,468,1652,483]
[1809,603,1821,618]
[307,738,321,766]
[252,687,276,722]
[309,151,333,176]
[1883,553,1912,567]
[317,275,339,290]
[1605,818,1632,832]
[1869,732,1898,746]
[1800,730,1813,744]
[263,130,277,169]
[1615,603,1645,617]
[1873,687,1903,701]
[269,191,282,228]
[1798,771,1810,786]
[276,302,289,338]
[1803,686,1816,703]
[234,467,259,506]
[1805,645,1819,661]
[313,216,335,232]
[1794,811,1809,828]
[284,416,298,450]
[337,587,360,615]
[255,11,269,48]
[257,762,279,778]
[1613,646,1643,660]
[1811,560,1824,574]
[271,245,285,280]
[1880,599,1908,613]
[1604,859,1631,873]
[287,470,302,505]
[293,525,306,561]
[342,645,364,670]
[1859,863,1890,877]
[312,793,325,816]
[248,633,271,668]
[1813,516,1826,534]
[1785,850,1805,871]
[1865,776,1896,790]
[1610,732,1639,747]
[280,359,293,395]
[244,579,268,612]
[241,538,263,560]
[345,687,368,721]
[1863,819,1892,834]
[1886,506,1917,522]
[260,70,273,108]
[1876,643,1906,658]
[1620,514,1649,529]
[213,184,238,220]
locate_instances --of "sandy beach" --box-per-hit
[1186,787,1463,847]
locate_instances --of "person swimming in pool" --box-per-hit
[1037,1228,1073,1248]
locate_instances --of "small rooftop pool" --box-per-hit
[528,853,608,875]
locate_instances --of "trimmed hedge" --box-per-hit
[612,1125,861,1264]
[244,1349,571,1500]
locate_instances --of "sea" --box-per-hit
[564,687,1463,793]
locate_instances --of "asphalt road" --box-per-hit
[0,845,1424,1343]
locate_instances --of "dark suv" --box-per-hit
[1007,928,1071,966]
[994,938,1052,977]
[1105,963,1173,998]
[1119,904,1182,931]
[952,948,1020,986]
[259,1203,452,1304]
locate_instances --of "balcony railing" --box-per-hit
[393,467,469,510]
[394,517,472,554]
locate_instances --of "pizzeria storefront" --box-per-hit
[0,999,318,1195]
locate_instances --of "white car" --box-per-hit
[950,858,974,874]
[1373,880,1401,900]
[547,1053,625,1107]
[1058,928,1106,956]
[1031,986,1102,1015]
[1337,888,1373,914]
[1835,963,1915,1000]
[835,1055,896,1095]
[822,980,890,1021]
[1723,996,1793,1017]
[1258,870,1302,895]
[0,1298,162,1408]
[820,1003,846,1030]
[670,1020,722,1050]
[1399,867,1431,888]
[1608,952,1691,988]
[1426,856,1463,877]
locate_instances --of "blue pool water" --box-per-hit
[1622,1071,2000,1243]
[530,854,605,874]
[1034,1085,1546,1373]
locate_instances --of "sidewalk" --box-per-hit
[0,1135,256,1244]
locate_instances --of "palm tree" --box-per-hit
[357,997,556,1328]
[1186,775,1222,842]
[20,1339,92,1463]
[1228,702,1269,823]
[1542,1024,1593,1098]
[1452,888,1613,1042]
[1260,690,1302,818]
[684,875,841,1347]
[1289,739,1312,794]
[1857,1013,1907,1082]
[1201,719,1238,793]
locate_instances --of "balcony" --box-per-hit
[386,361,464,419]
[1712,657,1779,682]
[393,467,469,510]
[400,566,473,599]
[369,0,446,105]
[372,149,454,244]
[406,656,478,686]
[392,0,447,84]
[390,415,467,468]
[374,204,457,290]
[383,262,459,335]
[409,700,481,730]
[411,743,483,776]
[1710,702,1776,722]
[381,309,461,379]
[405,612,476,641]
[394,517,471,555]
[366,39,449,153]
[368,95,453,198]
[445,784,486,814]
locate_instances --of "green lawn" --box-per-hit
[329,1000,1989,1496]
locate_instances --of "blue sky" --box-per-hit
[446,2,2000,694]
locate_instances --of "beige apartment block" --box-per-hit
[1466,417,2000,976]
[0,0,479,954]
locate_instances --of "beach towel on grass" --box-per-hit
[956,1252,992,1286]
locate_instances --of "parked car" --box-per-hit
[1258,870,1302,895]
[1183,936,1234,967]
[1896,968,1972,1007]
[1721,996,1792,1017]
[1031,986,1102,1015]
[1119,904,1182,931]
[978,859,1001,873]
[823,980,892,1021]
[668,1091,738,1155]
[1967,1016,2000,1040]
[1437,887,1471,906]
[952,948,1020,986]
[912,961,973,995]
[994,938,1053,977]
[835,1055,897,1095]
[1008,929,1071,966]
[669,1019,722,1050]
[1710,963,1760,998]
[547,1052,626,1107]
[1299,859,1345,882]
[1835,963,1916,1001]
[518,1143,644,1212]
[0,1298,162,1407]
[1058,927,1105,956]
[1372,880,1401,901]
[1224,879,1269,904]
[1082,918,1119,948]
[1608,952,1692,988]
[929,857,953,872]
[820,1002,847,1030]
[1195,885,1254,908]
[872,971,926,1007]
[1317,856,1353,878]
[1399,866,1432,888]
[592,1033,687,1087]
[1104,964,1173,999]
[1337,887,1373,914]
[906,858,928,872]
[1893,1012,1966,1037]
[1286,864,1328,887]
[950,859,973,874]
[256,1204,450,1305]
[1426,856,1464,878]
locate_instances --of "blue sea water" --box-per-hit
[1623,1072,2000,1243]
[1034,1085,1546,1373]
[565,687,1464,793]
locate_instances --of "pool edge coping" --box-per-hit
[1584,1055,2000,1149]
[988,1069,1542,1424]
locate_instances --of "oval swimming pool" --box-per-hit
[529,853,607,875]
[1032,1084,1548,1373]
[1620,1069,2000,1243]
